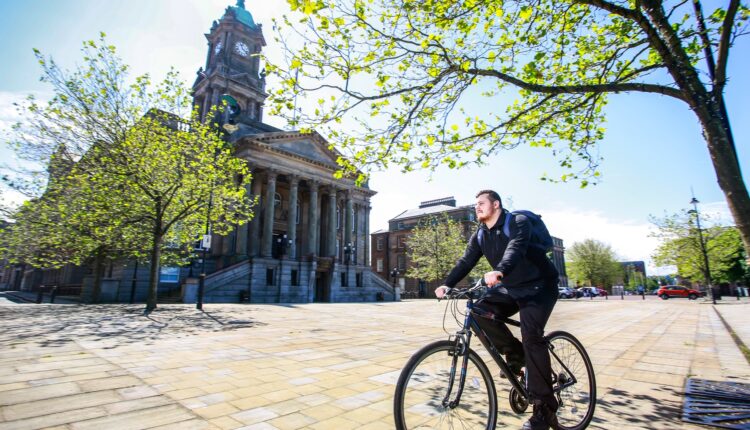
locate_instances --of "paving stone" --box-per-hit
[0,299,747,430]
[68,404,196,430]
[2,390,121,421]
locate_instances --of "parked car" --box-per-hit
[578,287,599,297]
[558,287,576,299]
[657,285,703,300]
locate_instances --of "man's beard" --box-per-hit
[477,210,495,223]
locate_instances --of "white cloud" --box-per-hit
[541,208,670,275]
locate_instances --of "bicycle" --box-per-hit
[393,281,596,429]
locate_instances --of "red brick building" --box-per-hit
[371,197,568,298]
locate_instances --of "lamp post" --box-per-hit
[276,234,291,302]
[344,242,356,265]
[390,267,400,301]
[689,195,715,304]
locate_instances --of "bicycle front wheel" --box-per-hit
[394,340,497,430]
[546,331,596,430]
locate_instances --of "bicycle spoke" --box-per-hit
[395,341,497,429]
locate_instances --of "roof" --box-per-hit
[390,204,472,222]
[228,0,256,29]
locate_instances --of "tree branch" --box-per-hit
[714,0,741,96]
[463,66,685,100]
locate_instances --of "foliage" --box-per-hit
[566,238,623,288]
[2,35,255,309]
[406,214,491,283]
[269,0,750,260]
[651,210,748,285]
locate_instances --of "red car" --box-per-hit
[657,285,703,300]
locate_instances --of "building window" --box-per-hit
[376,258,384,272]
[266,268,275,285]
[398,236,407,249]
[274,193,281,208]
[397,221,404,230]
[336,205,342,230]
[397,254,406,270]
[376,237,384,251]
[296,200,301,224]
[291,269,299,286]
[341,271,348,287]
[159,267,180,283]
[356,272,363,287]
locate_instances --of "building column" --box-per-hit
[327,187,338,258]
[287,176,299,259]
[235,170,253,257]
[365,203,371,266]
[261,171,277,257]
[307,181,319,256]
[344,191,353,263]
[249,169,263,256]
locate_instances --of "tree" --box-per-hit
[269,0,750,260]
[3,36,254,311]
[651,210,748,285]
[566,239,623,288]
[406,214,491,284]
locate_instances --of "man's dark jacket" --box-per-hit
[443,209,558,289]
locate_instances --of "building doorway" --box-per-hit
[314,271,330,302]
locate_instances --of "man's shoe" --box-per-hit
[521,400,558,430]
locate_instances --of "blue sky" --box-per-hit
[1,0,748,275]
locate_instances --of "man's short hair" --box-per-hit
[476,190,502,208]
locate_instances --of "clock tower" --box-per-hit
[193,0,267,123]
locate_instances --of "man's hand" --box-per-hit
[435,286,451,299]
[484,271,503,287]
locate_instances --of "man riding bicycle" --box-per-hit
[435,190,560,430]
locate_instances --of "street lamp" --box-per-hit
[689,195,715,304]
[390,267,400,301]
[344,242,355,265]
[276,234,292,302]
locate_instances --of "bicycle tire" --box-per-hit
[394,340,498,430]
[546,331,596,430]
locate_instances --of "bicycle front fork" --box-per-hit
[442,330,471,409]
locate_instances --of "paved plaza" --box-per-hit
[0,295,749,430]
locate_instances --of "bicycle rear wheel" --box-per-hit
[394,340,497,430]
[546,331,596,430]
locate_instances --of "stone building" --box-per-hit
[371,197,568,297]
[12,1,394,303]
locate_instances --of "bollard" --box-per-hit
[36,287,44,304]
[50,286,58,303]
[642,292,645,300]
[621,291,624,300]
[738,290,741,301]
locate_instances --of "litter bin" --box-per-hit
[711,287,722,301]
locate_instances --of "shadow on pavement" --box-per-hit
[592,385,685,428]
[0,304,266,349]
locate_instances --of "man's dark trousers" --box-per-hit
[473,282,558,405]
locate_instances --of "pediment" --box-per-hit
[252,132,340,166]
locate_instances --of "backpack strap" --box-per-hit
[477,228,485,248]
[502,211,513,238]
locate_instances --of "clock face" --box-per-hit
[214,41,223,54]
[234,41,250,57]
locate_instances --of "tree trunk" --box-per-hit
[146,222,163,313]
[694,110,750,260]
[90,246,106,304]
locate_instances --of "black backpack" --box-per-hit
[478,210,553,252]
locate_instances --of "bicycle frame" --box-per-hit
[442,290,578,409]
